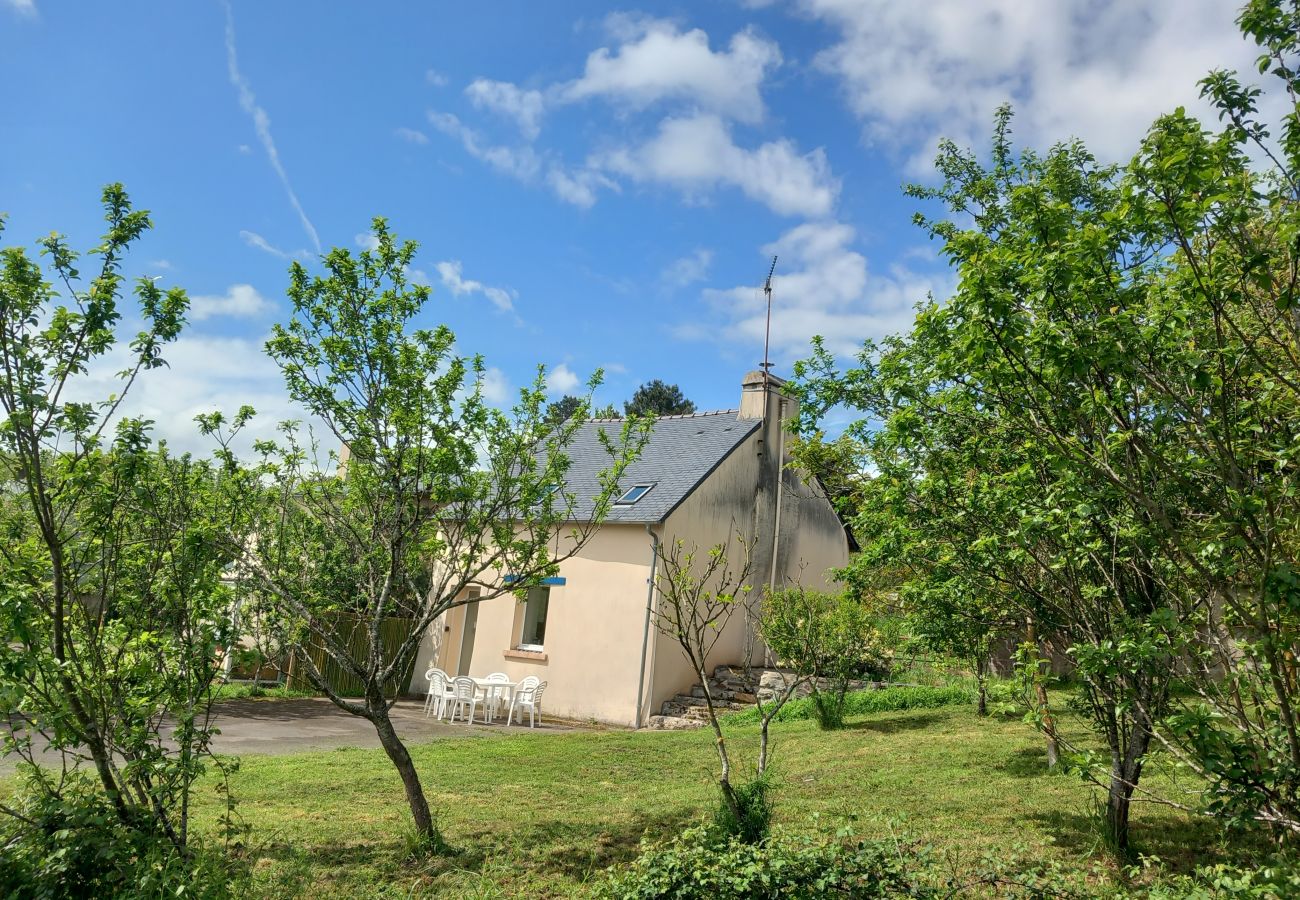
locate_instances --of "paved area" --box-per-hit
[2,698,573,774]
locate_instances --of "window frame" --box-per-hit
[614,482,656,505]
[516,584,551,652]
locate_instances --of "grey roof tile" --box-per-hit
[559,410,759,523]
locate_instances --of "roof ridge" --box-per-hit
[656,408,737,420]
[587,408,738,423]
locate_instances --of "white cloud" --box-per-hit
[562,18,781,123]
[422,18,804,214]
[597,114,838,217]
[239,230,306,261]
[480,367,511,404]
[394,126,429,145]
[796,0,1265,172]
[546,363,580,397]
[150,259,174,271]
[4,0,36,17]
[426,68,450,87]
[428,111,542,180]
[223,1,321,253]
[435,260,518,315]
[429,110,615,208]
[71,334,304,458]
[691,222,950,360]
[189,284,273,321]
[662,248,713,288]
[545,166,619,208]
[466,79,546,139]
[354,232,380,252]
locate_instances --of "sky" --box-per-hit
[0,0,1267,451]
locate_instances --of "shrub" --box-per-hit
[597,825,938,899]
[712,775,773,844]
[1134,854,1300,899]
[0,776,247,900]
[812,691,847,730]
[762,588,892,730]
[723,685,971,726]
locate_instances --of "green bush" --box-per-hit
[1135,855,1300,899]
[724,685,972,726]
[713,775,773,844]
[0,776,246,900]
[812,691,847,730]
[761,587,895,730]
[597,825,938,899]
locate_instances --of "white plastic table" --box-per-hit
[470,677,518,724]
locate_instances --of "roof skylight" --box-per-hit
[615,483,655,505]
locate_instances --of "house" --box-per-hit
[411,371,850,726]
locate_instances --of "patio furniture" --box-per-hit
[423,668,455,720]
[482,672,511,722]
[508,679,547,728]
[447,676,482,724]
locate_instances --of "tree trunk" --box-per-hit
[698,677,745,824]
[369,697,437,840]
[1026,617,1060,769]
[1105,727,1150,854]
[1037,681,1060,770]
[972,653,988,716]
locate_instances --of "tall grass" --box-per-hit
[723,684,972,726]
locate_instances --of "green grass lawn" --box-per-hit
[185,703,1241,898]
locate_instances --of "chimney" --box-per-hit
[336,442,351,480]
[740,369,799,668]
[738,369,795,424]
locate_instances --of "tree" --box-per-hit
[211,219,648,846]
[0,187,240,858]
[545,394,584,425]
[788,433,867,544]
[903,582,1000,718]
[761,587,884,728]
[625,379,695,417]
[650,531,800,841]
[794,339,1064,765]
[792,22,1300,842]
[794,115,1187,851]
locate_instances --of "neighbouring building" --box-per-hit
[411,371,850,726]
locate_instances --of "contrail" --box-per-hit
[223,0,321,255]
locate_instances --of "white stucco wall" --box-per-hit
[646,402,851,724]
[411,524,658,726]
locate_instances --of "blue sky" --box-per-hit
[0,0,1264,449]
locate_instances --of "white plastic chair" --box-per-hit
[508,679,547,728]
[423,669,455,720]
[483,672,511,722]
[509,675,539,719]
[447,676,482,724]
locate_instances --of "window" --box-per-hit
[532,483,562,508]
[615,483,655,505]
[517,585,550,651]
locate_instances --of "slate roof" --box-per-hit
[559,409,760,524]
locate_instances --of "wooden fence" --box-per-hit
[286,614,420,698]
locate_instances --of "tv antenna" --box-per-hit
[760,255,778,376]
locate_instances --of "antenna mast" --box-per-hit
[761,255,778,377]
